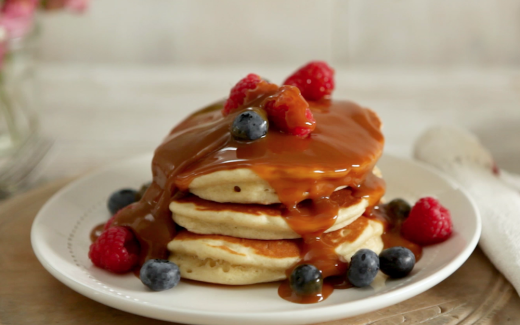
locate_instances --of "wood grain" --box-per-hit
[0,179,518,325]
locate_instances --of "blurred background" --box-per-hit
[1,0,520,195]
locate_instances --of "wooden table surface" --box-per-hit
[1,179,519,325]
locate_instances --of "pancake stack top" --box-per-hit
[111,62,387,303]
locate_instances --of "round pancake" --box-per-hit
[170,190,369,240]
[188,167,382,204]
[167,217,384,285]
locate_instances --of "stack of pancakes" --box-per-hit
[167,167,385,285]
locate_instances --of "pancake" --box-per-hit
[111,99,386,267]
[170,189,370,240]
[188,167,383,205]
[167,217,384,285]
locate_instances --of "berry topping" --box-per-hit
[223,73,263,116]
[264,86,316,138]
[386,198,412,221]
[401,197,452,245]
[289,264,323,296]
[347,249,379,287]
[88,226,140,273]
[231,109,269,141]
[107,189,138,215]
[140,259,181,291]
[283,61,335,101]
[379,247,415,278]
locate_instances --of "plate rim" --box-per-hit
[31,153,481,325]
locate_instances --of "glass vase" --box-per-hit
[0,27,38,157]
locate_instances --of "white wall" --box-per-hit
[37,0,520,67]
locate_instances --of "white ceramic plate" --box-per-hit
[31,154,480,325]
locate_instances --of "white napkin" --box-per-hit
[414,126,520,296]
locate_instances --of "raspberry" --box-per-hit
[264,85,316,137]
[401,197,452,246]
[283,61,335,101]
[89,226,140,273]
[223,74,263,116]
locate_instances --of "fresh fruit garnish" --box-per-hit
[223,73,263,116]
[231,109,269,141]
[347,249,379,287]
[379,247,415,278]
[283,61,335,101]
[386,198,412,221]
[264,85,316,138]
[289,264,323,296]
[107,189,138,215]
[401,197,452,245]
[223,74,279,117]
[88,226,140,273]
[140,259,181,291]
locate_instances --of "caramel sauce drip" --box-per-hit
[172,99,385,303]
[110,103,233,265]
[103,91,386,305]
[90,223,105,243]
[278,172,385,304]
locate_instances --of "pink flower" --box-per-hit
[0,28,7,69]
[40,0,66,11]
[65,0,88,12]
[41,0,88,12]
[0,0,38,38]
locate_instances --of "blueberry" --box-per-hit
[107,189,138,215]
[347,249,379,287]
[379,247,415,278]
[231,109,268,141]
[140,259,181,291]
[289,264,323,295]
[386,198,411,220]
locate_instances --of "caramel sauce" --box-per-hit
[382,231,423,261]
[108,97,384,264]
[90,223,105,243]
[100,90,407,303]
[321,217,370,246]
[173,100,383,192]
[278,275,355,303]
[278,280,334,304]
[172,100,384,301]
[277,173,385,303]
